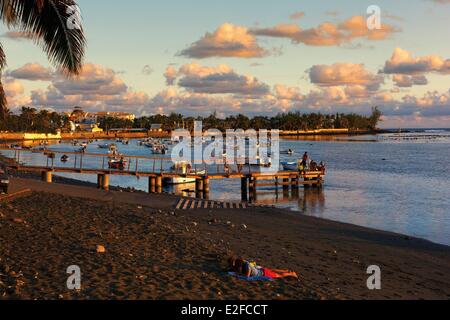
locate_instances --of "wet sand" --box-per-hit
[1,177,449,300]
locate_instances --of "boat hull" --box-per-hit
[281,162,298,171]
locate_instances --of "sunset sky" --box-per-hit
[1,0,450,128]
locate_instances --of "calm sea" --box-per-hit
[3,130,450,246]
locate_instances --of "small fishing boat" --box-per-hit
[61,155,70,162]
[77,146,87,153]
[244,156,272,168]
[281,149,295,156]
[32,147,46,153]
[151,145,168,155]
[108,158,127,170]
[164,161,206,185]
[98,143,110,149]
[281,161,298,171]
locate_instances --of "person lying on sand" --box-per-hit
[228,256,298,280]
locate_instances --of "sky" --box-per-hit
[1,0,450,128]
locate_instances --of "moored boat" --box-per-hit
[163,161,206,185]
[281,161,298,171]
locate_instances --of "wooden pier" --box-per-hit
[2,148,325,200]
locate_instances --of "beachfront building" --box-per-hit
[150,124,163,132]
[67,107,104,133]
[66,107,138,133]
[96,112,136,122]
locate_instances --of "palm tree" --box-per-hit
[0,0,86,123]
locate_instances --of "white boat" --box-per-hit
[151,145,168,154]
[108,158,127,170]
[281,149,295,156]
[164,161,206,185]
[281,162,298,171]
[244,156,272,168]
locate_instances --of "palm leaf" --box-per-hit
[1,0,86,75]
[0,43,6,114]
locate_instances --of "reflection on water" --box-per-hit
[2,131,450,246]
[296,188,326,215]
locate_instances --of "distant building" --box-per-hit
[96,112,136,121]
[67,107,104,133]
[67,108,135,124]
[150,124,163,132]
[76,123,104,133]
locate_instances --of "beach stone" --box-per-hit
[208,219,218,225]
[152,265,160,273]
[96,245,106,253]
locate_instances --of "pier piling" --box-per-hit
[241,177,248,201]
[41,171,53,183]
[101,174,110,191]
[97,174,103,189]
[156,175,163,193]
[148,176,156,193]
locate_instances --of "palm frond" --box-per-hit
[1,0,86,75]
[0,42,6,70]
[0,42,6,115]
[0,79,7,121]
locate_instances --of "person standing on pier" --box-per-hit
[302,152,309,168]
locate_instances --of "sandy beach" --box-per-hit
[0,177,449,300]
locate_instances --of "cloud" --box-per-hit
[164,66,177,86]
[383,48,450,75]
[7,63,54,81]
[0,31,35,41]
[251,16,399,47]
[24,64,149,112]
[52,63,128,96]
[179,23,268,59]
[309,63,384,91]
[3,78,25,97]
[142,65,154,76]
[3,78,32,107]
[169,63,271,96]
[289,12,305,20]
[393,74,428,88]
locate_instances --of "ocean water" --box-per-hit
[3,130,450,246]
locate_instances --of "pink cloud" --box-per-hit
[180,23,268,58]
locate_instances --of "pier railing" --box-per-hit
[1,147,325,200]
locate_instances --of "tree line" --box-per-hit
[0,107,68,134]
[0,106,382,134]
[104,107,382,133]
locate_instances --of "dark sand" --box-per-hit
[1,178,449,300]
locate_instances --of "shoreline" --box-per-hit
[1,176,449,299]
[1,152,448,249]
[0,129,401,143]
[7,173,450,249]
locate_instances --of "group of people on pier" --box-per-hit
[299,152,326,173]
